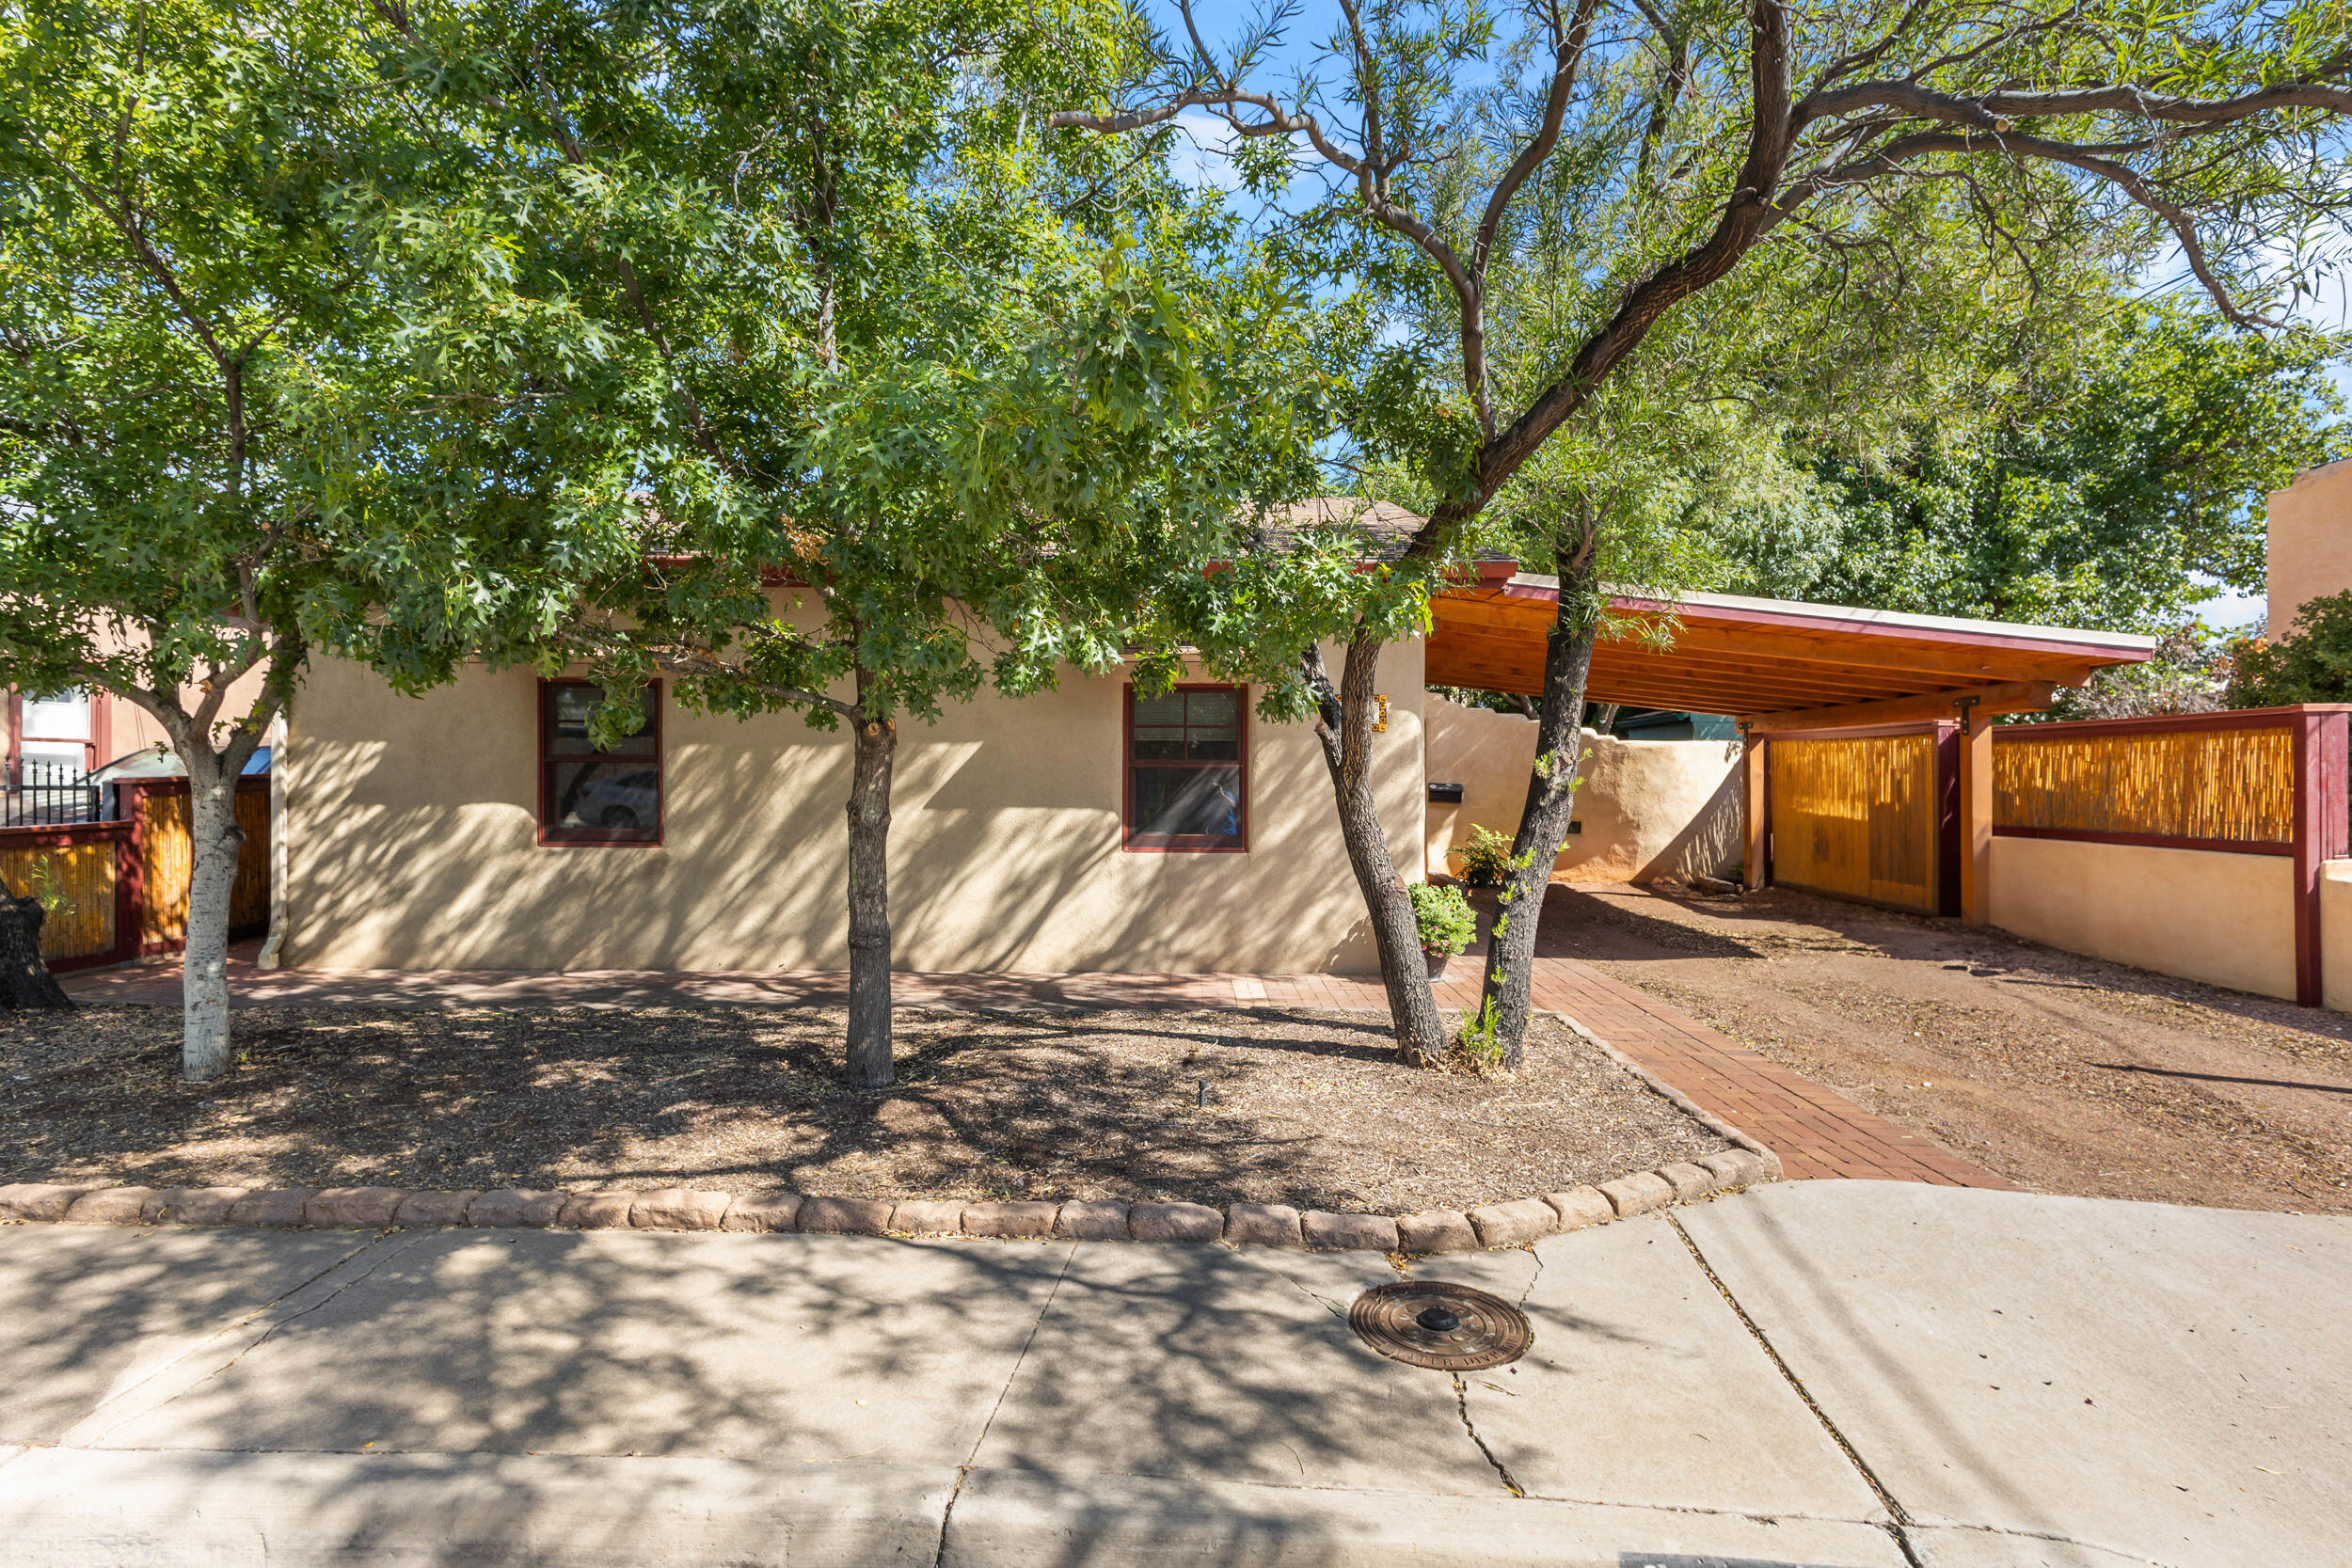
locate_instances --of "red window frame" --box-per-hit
[537,678,664,847]
[1122,683,1249,852]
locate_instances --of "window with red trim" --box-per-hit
[539,680,662,846]
[1123,685,1247,851]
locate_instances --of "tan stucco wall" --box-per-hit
[2266,457,2352,632]
[1989,835,2296,1000]
[2322,862,2352,1013]
[281,635,1426,975]
[1422,697,1744,883]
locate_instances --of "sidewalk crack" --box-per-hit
[935,1241,1076,1568]
[1669,1212,1924,1568]
[72,1230,428,1450]
[1451,1372,1524,1497]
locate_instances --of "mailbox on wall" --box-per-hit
[1427,782,1464,803]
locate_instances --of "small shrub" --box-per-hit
[1454,825,1514,888]
[2227,591,2352,706]
[1449,998,1506,1075]
[1408,880,1476,956]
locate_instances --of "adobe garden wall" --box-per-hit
[1422,697,1744,884]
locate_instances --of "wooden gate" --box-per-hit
[1768,733,1945,912]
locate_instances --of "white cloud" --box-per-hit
[1164,110,1245,193]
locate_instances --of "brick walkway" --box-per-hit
[69,942,2010,1189]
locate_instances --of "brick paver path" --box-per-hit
[70,942,2010,1189]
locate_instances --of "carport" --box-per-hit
[1426,566,2158,920]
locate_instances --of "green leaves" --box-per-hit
[2229,590,2352,705]
[1718,299,2345,630]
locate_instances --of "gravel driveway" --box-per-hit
[1537,882,2352,1213]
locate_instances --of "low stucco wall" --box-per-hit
[2266,456,2352,632]
[1422,697,1743,883]
[2323,862,2352,1013]
[282,632,1426,975]
[1989,835,2296,1001]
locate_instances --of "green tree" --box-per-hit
[2229,592,2352,705]
[375,0,1326,1085]
[0,1,596,1074]
[1712,302,2345,628]
[1058,0,2352,1068]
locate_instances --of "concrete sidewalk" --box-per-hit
[0,1183,2342,1567]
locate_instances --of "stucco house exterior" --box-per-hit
[277,627,1431,976]
[2267,454,2352,632]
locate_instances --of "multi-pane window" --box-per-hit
[1123,686,1247,851]
[540,681,662,846]
[17,689,93,774]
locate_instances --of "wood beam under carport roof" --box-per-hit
[1430,652,1884,713]
[1744,681,2060,733]
[1431,591,2116,688]
[1436,632,1918,705]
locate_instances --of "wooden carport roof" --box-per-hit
[1428,566,2157,731]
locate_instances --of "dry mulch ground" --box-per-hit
[0,1004,1725,1213]
[1538,883,2352,1214]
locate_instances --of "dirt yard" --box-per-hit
[1535,882,2352,1214]
[0,1005,1725,1213]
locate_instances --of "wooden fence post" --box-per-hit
[2293,706,2350,1007]
[1741,730,1768,891]
[1957,705,1994,927]
[112,781,145,965]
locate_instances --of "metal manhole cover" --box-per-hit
[1349,1281,1532,1370]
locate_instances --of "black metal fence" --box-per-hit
[4,760,106,827]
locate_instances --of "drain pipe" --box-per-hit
[255,709,289,971]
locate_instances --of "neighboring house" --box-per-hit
[2267,455,2352,632]
[6,687,118,778]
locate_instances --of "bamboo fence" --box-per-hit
[1994,726,2295,845]
[0,838,116,962]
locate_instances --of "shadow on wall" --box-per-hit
[284,655,1402,976]
[1633,759,1745,884]
[1422,697,1743,884]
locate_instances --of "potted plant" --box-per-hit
[1409,881,1476,979]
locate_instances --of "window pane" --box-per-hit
[1134,765,1241,843]
[22,689,90,739]
[1133,693,1185,728]
[1184,689,1238,727]
[545,683,654,755]
[1133,725,1185,760]
[548,760,660,837]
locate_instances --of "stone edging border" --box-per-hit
[0,1010,1782,1255]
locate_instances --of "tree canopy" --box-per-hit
[372,0,1329,1081]
[1709,301,2345,630]
[1057,0,2352,1067]
[0,0,601,1073]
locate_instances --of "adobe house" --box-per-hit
[2267,455,2352,631]
[268,516,2154,977]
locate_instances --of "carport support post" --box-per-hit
[1740,729,1768,891]
[1957,702,1993,926]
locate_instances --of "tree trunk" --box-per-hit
[181,750,245,1082]
[1308,626,1449,1068]
[843,668,898,1088]
[0,895,72,1009]
[1474,538,1601,1070]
